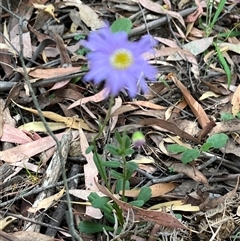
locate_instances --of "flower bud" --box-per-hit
[132,131,145,148]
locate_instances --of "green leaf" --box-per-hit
[103,211,115,224]
[137,187,152,203]
[93,153,107,183]
[74,34,86,41]
[124,148,134,156]
[124,135,132,149]
[125,162,138,179]
[105,144,119,156]
[87,192,100,203]
[214,43,232,87]
[206,133,228,149]
[209,0,226,30]
[85,145,94,154]
[88,192,113,214]
[181,149,200,164]
[91,196,110,209]
[201,142,213,152]
[79,221,114,234]
[129,200,144,207]
[220,113,235,122]
[116,179,130,193]
[110,170,124,179]
[110,18,133,33]
[101,161,121,168]
[126,161,138,172]
[168,144,188,153]
[114,131,123,146]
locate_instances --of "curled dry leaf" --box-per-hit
[139,118,201,144]
[0,216,17,230]
[165,162,209,185]
[169,74,210,128]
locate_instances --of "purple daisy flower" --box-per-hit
[81,27,157,97]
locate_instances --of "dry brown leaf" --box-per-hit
[11,33,32,58]
[28,67,81,79]
[0,100,3,138]
[122,183,177,198]
[79,128,102,219]
[149,200,199,212]
[12,101,93,131]
[18,122,67,132]
[0,216,17,231]
[28,189,64,213]
[220,138,240,157]
[95,180,188,229]
[210,119,240,136]
[111,104,140,116]
[138,0,185,27]
[1,124,33,144]
[125,101,167,110]
[13,231,56,241]
[110,97,122,131]
[165,162,209,185]
[69,190,106,201]
[78,4,104,29]
[169,74,210,128]
[200,177,239,211]
[186,0,203,22]
[0,31,14,76]
[139,118,200,144]
[199,91,220,100]
[154,37,179,48]
[201,79,231,95]
[68,88,109,109]
[0,131,78,163]
[231,85,240,116]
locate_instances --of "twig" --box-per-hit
[0,211,67,232]
[0,173,84,208]
[13,12,82,241]
[129,7,197,37]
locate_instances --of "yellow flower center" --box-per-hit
[110,49,133,70]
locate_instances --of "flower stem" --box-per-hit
[121,154,127,201]
[92,96,115,190]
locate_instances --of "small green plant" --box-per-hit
[204,0,226,37]
[219,112,240,121]
[79,131,151,234]
[168,133,228,164]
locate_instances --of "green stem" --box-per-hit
[92,96,115,190]
[121,154,127,201]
